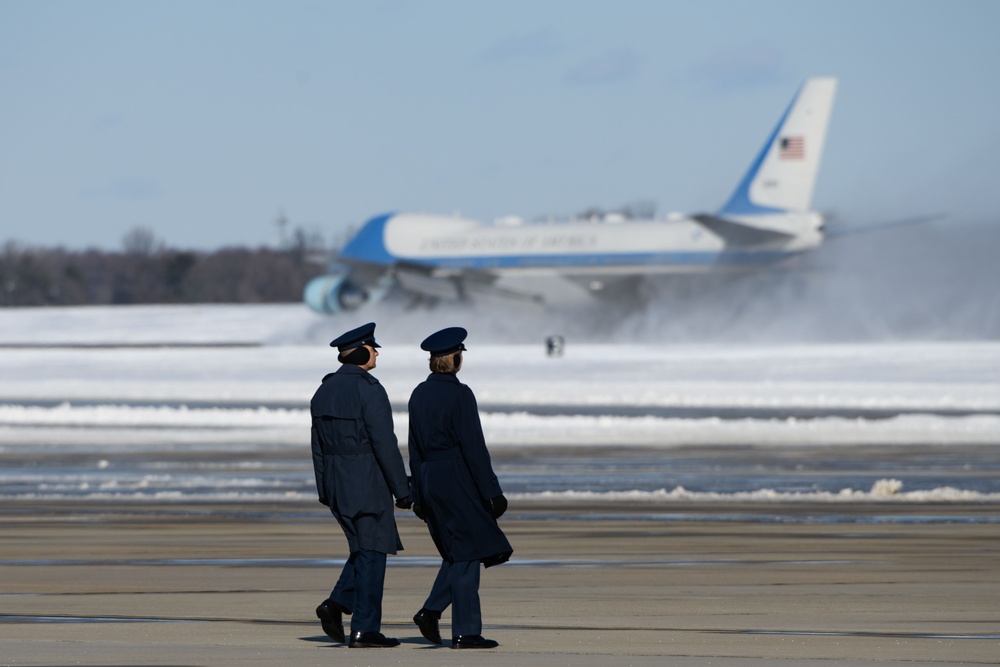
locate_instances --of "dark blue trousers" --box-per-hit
[423,560,482,636]
[329,549,386,634]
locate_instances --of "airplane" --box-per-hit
[305,77,838,315]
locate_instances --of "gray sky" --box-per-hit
[2,0,999,250]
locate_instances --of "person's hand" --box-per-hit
[395,496,413,510]
[489,494,508,519]
[413,503,425,521]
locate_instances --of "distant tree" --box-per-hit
[0,224,329,307]
[122,226,160,257]
[163,251,200,300]
[57,262,89,304]
[290,225,326,264]
[0,243,53,305]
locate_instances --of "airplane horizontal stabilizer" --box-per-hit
[692,214,794,247]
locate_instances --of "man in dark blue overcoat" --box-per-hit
[407,327,513,650]
[311,322,412,648]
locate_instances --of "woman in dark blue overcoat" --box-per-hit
[407,327,512,650]
[310,322,412,649]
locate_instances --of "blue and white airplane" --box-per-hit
[305,77,838,314]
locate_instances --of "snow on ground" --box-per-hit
[2,404,999,450]
[1,303,998,448]
[1,305,998,402]
[2,305,998,505]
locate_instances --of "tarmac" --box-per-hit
[2,500,998,666]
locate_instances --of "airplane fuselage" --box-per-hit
[343,212,824,277]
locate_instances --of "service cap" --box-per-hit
[329,322,380,351]
[420,327,467,356]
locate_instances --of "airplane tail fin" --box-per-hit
[718,77,837,219]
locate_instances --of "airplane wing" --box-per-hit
[393,262,543,305]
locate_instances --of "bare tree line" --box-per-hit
[0,227,329,307]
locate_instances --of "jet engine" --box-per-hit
[304,270,393,315]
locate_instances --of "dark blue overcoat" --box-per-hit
[408,374,512,566]
[311,365,410,554]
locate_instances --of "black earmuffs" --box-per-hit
[338,347,371,365]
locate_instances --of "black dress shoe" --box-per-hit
[413,608,443,644]
[451,634,499,649]
[315,599,346,643]
[348,631,400,648]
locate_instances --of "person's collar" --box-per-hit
[428,373,459,382]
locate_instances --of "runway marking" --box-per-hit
[0,556,872,568]
[5,614,997,641]
[521,512,1000,524]
[729,629,1000,640]
[0,614,190,623]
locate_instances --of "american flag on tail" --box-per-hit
[779,136,804,160]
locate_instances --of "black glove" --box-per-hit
[395,496,413,510]
[489,494,508,519]
[412,503,425,521]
